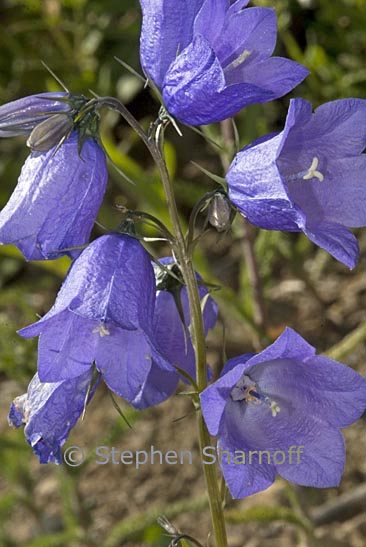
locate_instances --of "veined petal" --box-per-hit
[228,0,250,14]
[49,234,156,330]
[221,353,255,376]
[0,132,108,261]
[283,98,366,158]
[94,327,154,403]
[23,311,98,382]
[219,438,276,498]
[194,0,229,45]
[163,34,226,125]
[9,370,98,464]
[227,133,288,201]
[248,356,366,429]
[227,56,309,93]
[139,0,203,87]
[153,279,217,379]
[299,156,366,228]
[216,8,277,69]
[227,133,305,230]
[130,362,179,409]
[304,222,359,269]
[154,289,196,378]
[223,397,346,490]
[200,362,248,436]
[245,327,315,368]
[276,421,345,488]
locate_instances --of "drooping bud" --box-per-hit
[0,92,70,137]
[26,113,74,152]
[208,192,234,232]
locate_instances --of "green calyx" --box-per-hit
[27,94,100,154]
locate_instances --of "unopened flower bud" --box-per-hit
[26,113,74,152]
[0,92,70,137]
[208,192,233,232]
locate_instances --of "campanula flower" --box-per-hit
[135,258,218,408]
[18,234,174,406]
[139,0,308,125]
[0,92,70,137]
[227,98,366,268]
[200,327,366,498]
[8,369,99,464]
[0,131,108,260]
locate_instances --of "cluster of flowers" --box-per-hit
[3,0,366,499]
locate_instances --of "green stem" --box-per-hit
[100,97,228,546]
[152,132,228,547]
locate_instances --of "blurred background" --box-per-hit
[0,0,366,545]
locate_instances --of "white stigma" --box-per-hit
[224,49,252,72]
[93,324,110,337]
[302,156,324,182]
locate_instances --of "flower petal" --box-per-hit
[246,327,315,368]
[228,0,250,14]
[216,8,277,69]
[220,391,346,488]
[227,56,309,94]
[227,133,305,230]
[46,234,156,330]
[299,156,366,228]
[139,0,202,86]
[194,0,228,45]
[131,362,179,409]
[200,362,248,436]
[304,222,359,269]
[276,421,345,488]
[163,34,226,125]
[282,98,366,158]
[21,311,97,382]
[153,280,217,379]
[9,370,98,464]
[248,356,366,429]
[0,132,108,261]
[219,438,276,498]
[94,327,154,403]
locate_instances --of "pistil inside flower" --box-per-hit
[303,156,324,181]
[224,50,252,72]
[284,156,324,183]
[231,374,280,417]
[93,323,110,337]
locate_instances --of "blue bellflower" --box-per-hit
[8,369,99,464]
[0,131,108,260]
[200,328,366,498]
[139,0,308,125]
[226,98,366,268]
[135,258,218,408]
[0,92,70,137]
[18,234,174,406]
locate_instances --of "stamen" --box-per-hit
[270,401,281,417]
[303,156,324,182]
[93,323,110,337]
[231,374,281,417]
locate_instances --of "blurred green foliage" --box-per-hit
[0,0,366,545]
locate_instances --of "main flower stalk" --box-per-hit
[153,140,229,547]
[100,97,228,546]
